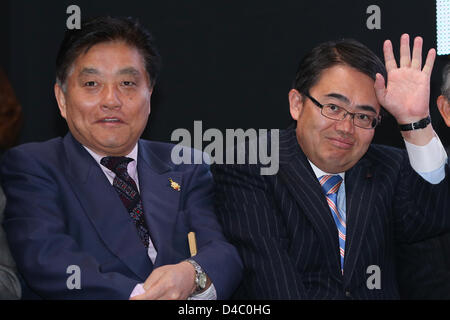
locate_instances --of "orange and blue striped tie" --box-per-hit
[319,175,345,274]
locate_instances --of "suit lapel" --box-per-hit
[62,134,153,281]
[278,128,342,282]
[342,154,375,286]
[137,140,182,267]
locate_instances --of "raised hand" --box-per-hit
[374,34,436,145]
[374,34,436,124]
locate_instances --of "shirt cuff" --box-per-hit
[404,133,448,173]
[187,283,217,300]
[129,283,217,300]
[130,283,145,299]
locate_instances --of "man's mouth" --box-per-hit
[97,117,124,124]
[327,137,355,149]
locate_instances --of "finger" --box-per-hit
[411,36,423,70]
[374,73,386,104]
[422,48,436,76]
[145,282,166,300]
[134,280,165,300]
[383,40,397,72]
[142,268,164,291]
[130,292,146,300]
[143,278,159,292]
[399,33,411,67]
[156,291,182,300]
[130,289,162,300]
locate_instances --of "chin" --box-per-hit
[321,155,354,173]
[96,133,124,145]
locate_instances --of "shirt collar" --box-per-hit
[308,159,345,180]
[83,144,139,167]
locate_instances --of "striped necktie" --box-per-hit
[319,175,345,274]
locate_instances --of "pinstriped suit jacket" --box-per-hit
[212,127,450,299]
[395,145,450,299]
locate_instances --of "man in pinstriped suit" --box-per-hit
[212,35,449,299]
[437,62,450,132]
[395,62,450,299]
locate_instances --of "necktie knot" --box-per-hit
[100,156,133,176]
[319,175,343,195]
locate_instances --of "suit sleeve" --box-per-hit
[211,163,307,299]
[393,151,450,243]
[0,188,21,299]
[0,148,139,299]
[181,161,243,300]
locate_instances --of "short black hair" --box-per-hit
[292,39,387,97]
[56,16,161,89]
[441,62,450,99]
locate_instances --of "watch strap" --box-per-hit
[185,258,207,293]
[398,115,431,131]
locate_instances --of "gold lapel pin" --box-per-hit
[169,178,181,191]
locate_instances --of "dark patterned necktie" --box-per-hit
[100,156,150,248]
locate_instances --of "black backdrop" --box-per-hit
[1,0,449,148]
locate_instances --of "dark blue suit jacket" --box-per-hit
[212,127,449,299]
[0,133,242,299]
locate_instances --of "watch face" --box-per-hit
[198,273,207,289]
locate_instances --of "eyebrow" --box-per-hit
[117,67,141,76]
[79,67,100,76]
[78,67,141,77]
[325,92,378,114]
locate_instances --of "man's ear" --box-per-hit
[148,85,153,98]
[289,89,304,121]
[54,83,67,119]
[437,95,450,127]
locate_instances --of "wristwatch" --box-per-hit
[185,258,208,293]
[398,115,431,131]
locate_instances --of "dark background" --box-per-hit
[1,0,449,148]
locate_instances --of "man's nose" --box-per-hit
[101,84,122,110]
[335,113,355,134]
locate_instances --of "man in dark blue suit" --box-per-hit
[0,16,242,299]
[212,35,449,299]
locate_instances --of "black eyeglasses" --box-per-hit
[304,93,381,129]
